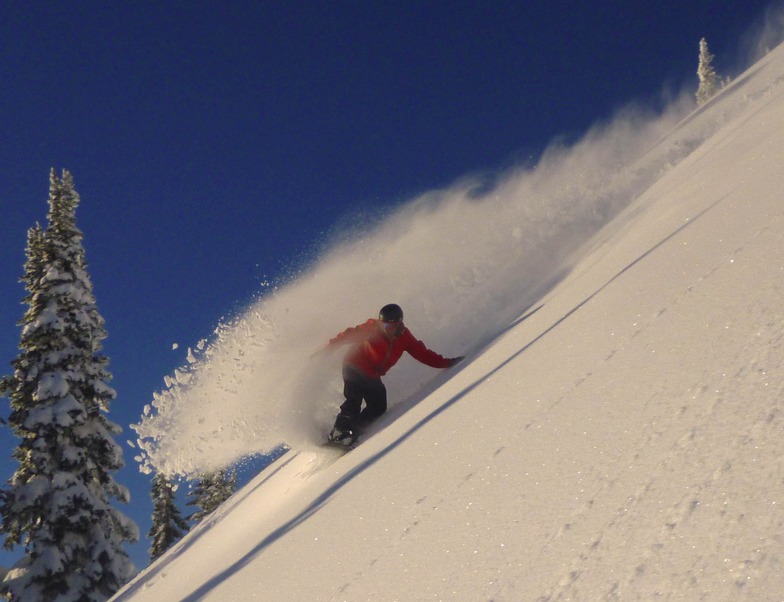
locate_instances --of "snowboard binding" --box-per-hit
[328,412,360,446]
[327,426,357,446]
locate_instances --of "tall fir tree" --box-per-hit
[696,37,720,106]
[186,468,237,523]
[0,170,138,601]
[148,473,189,562]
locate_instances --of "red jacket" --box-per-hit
[328,319,452,378]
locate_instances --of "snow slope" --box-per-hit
[117,42,784,600]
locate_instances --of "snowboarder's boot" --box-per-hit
[328,413,357,445]
[327,426,355,446]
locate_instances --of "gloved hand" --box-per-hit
[448,356,465,367]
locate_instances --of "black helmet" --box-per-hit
[379,303,404,322]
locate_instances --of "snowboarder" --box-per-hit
[324,303,463,445]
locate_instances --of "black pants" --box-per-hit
[335,365,387,432]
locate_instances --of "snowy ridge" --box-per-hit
[118,41,784,600]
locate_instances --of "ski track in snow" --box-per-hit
[525,214,784,601]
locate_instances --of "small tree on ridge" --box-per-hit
[696,37,721,105]
[149,473,190,561]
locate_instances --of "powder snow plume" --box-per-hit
[131,94,728,478]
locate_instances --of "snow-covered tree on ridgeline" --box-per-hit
[186,468,237,523]
[148,473,189,561]
[0,169,138,601]
[696,37,721,105]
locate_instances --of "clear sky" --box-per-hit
[0,0,776,572]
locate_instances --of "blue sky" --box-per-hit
[0,0,775,572]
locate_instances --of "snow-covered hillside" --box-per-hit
[117,41,784,600]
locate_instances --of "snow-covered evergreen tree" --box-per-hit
[0,169,138,601]
[696,37,720,105]
[186,468,237,523]
[148,473,189,561]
